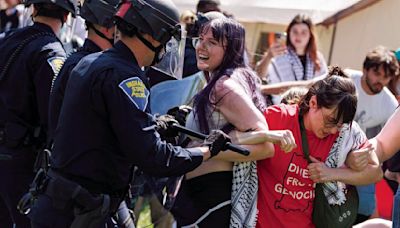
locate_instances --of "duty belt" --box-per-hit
[45,169,121,213]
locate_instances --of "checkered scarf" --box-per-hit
[230,161,258,228]
[272,48,316,82]
[322,122,367,205]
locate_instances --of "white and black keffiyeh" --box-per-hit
[321,121,367,205]
[230,161,258,228]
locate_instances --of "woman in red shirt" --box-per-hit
[232,66,382,228]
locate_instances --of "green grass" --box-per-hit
[136,203,154,228]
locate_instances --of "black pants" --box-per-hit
[172,171,232,227]
[0,148,35,228]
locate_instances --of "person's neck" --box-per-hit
[34,16,62,35]
[302,112,312,131]
[121,37,148,67]
[88,32,112,51]
[295,48,306,56]
[360,74,374,95]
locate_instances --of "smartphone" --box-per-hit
[275,32,287,46]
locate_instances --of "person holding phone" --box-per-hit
[255,14,328,104]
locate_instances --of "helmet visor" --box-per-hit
[151,26,186,80]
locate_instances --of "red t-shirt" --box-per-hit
[256,104,338,228]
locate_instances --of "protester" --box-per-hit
[0,0,21,32]
[369,108,400,228]
[233,66,382,227]
[345,46,399,224]
[196,0,221,13]
[256,14,328,104]
[171,17,296,228]
[280,86,309,105]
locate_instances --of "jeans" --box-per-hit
[356,184,376,216]
[393,188,400,228]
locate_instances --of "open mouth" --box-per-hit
[198,54,209,61]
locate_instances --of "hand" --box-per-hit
[167,105,192,126]
[266,130,296,153]
[345,145,373,171]
[307,156,336,183]
[385,170,400,183]
[154,114,179,139]
[203,130,231,158]
[267,42,287,58]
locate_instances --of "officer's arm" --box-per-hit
[48,59,76,139]
[32,41,66,134]
[100,73,209,177]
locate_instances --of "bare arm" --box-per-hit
[230,130,297,152]
[210,77,275,161]
[255,42,286,80]
[373,108,400,162]
[308,150,383,185]
[261,74,326,95]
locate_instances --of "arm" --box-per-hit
[255,42,286,80]
[33,42,66,135]
[308,150,383,185]
[210,77,275,161]
[373,108,400,162]
[230,130,297,152]
[260,74,326,95]
[103,72,212,177]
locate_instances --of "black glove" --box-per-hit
[167,105,192,126]
[154,114,180,140]
[204,130,231,158]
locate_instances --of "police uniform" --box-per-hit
[48,39,102,139]
[0,22,66,227]
[29,41,204,227]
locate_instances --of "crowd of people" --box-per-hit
[0,0,400,228]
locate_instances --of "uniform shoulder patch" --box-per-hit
[47,56,65,77]
[119,77,149,111]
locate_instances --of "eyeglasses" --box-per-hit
[320,109,343,130]
[192,37,223,50]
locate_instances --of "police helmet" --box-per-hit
[23,0,76,16]
[80,0,119,28]
[115,0,181,45]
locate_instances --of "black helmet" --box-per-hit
[80,0,119,28]
[23,0,76,16]
[115,0,181,45]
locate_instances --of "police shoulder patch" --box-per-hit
[119,77,149,111]
[47,56,65,77]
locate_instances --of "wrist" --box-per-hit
[200,147,211,160]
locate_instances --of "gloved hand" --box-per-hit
[154,114,179,139]
[167,105,192,126]
[203,130,231,158]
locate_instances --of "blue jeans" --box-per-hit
[393,188,400,228]
[356,184,376,216]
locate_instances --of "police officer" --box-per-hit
[48,0,119,140]
[28,0,230,227]
[0,0,75,227]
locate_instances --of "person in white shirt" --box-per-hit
[345,45,399,224]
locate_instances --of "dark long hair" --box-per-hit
[286,14,321,72]
[298,66,357,125]
[193,18,265,133]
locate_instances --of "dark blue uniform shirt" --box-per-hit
[0,22,66,156]
[49,39,102,139]
[51,41,203,194]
